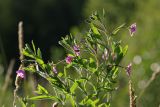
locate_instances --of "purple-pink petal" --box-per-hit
[66,55,73,64]
[73,45,80,56]
[126,63,132,76]
[16,70,25,79]
[129,23,136,36]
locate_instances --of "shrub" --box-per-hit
[14,12,136,107]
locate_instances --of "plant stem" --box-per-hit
[18,21,24,61]
[13,21,24,107]
[129,79,136,107]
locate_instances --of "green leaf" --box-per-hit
[35,57,46,70]
[114,45,128,64]
[28,95,57,101]
[22,49,35,58]
[37,48,42,58]
[92,20,106,33]
[123,45,128,56]
[64,67,67,77]
[114,44,124,64]
[92,99,99,106]
[90,23,100,36]
[32,40,36,55]
[76,79,87,95]
[36,58,44,65]
[58,35,73,52]
[25,44,34,54]
[112,23,125,35]
[24,65,35,72]
[36,84,48,95]
[70,81,78,93]
[112,67,119,80]
[85,98,99,107]
[19,98,27,107]
[88,58,97,73]
[47,76,66,91]
[37,71,48,78]
[58,72,63,77]
[66,94,76,107]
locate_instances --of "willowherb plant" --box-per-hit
[14,12,136,107]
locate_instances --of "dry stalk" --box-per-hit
[129,79,136,107]
[18,21,24,61]
[52,102,58,107]
[0,59,15,106]
[13,21,24,107]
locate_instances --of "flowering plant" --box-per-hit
[14,12,136,107]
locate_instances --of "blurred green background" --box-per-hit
[0,0,160,106]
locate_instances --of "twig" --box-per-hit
[52,102,58,107]
[13,21,24,107]
[13,74,21,107]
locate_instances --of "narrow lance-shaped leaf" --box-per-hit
[22,48,35,58]
[37,48,42,58]
[35,84,48,95]
[25,44,34,54]
[70,81,78,94]
[112,23,126,35]
[28,95,59,101]
[122,45,128,56]
[32,40,36,55]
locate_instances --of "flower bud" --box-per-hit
[126,63,132,76]
[66,55,73,64]
[73,45,80,56]
[129,23,136,37]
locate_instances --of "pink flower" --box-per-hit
[129,23,136,37]
[73,45,80,56]
[66,55,73,64]
[16,70,25,79]
[126,63,132,76]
